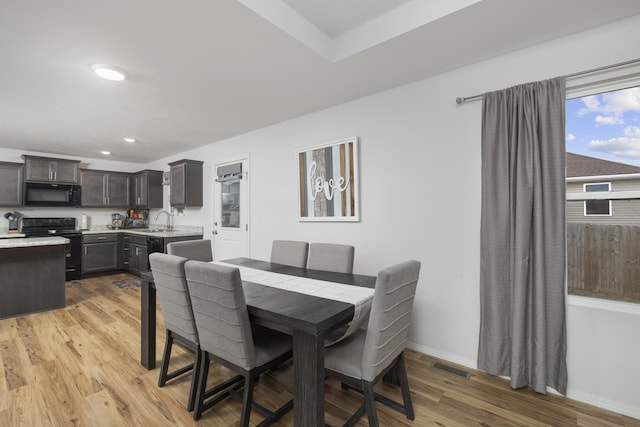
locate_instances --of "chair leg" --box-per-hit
[187,346,203,412]
[193,350,210,420]
[158,330,173,387]
[362,380,379,427]
[239,373,256,427]
[396,352,414,420]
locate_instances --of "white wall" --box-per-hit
[145,15,640,419]
[4,14,640,419]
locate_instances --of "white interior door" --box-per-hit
[213,159,249,260]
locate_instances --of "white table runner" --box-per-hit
[214,261,374,345]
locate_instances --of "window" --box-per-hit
[583,182,611,216]
[221,179,240,228]
[566,84,640,304]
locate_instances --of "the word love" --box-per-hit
[307,161,350,201]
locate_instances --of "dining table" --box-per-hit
[140,257,377,427]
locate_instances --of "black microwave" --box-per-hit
[24,182,81,207]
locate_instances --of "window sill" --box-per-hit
[567,295,640,315]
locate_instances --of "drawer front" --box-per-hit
[83,233,118,244]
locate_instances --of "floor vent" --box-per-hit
[431,361,471,379]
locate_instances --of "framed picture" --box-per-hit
[297,137,360,222]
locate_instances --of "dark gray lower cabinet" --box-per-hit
[82,233,118,274]
[119,233,131,270]
[82,231,203,276]
[129,235,148,274]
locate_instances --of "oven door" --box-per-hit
[64,234,82,280]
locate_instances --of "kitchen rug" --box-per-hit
[65,280,83,287]
[112,278,141,289]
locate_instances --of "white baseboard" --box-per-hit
[406,341,640,422]
[406,341,477,371]
[566,390,640,421]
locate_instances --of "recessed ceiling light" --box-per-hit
[91,64,128,81]
[101,151,111,155]
[123,137,136,143]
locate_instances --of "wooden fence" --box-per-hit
[567,222,640,301]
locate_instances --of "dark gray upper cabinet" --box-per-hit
[0,162,24,206]
[169,159,203,207]
[130,170,163,208]
[22,155,80,184]
[80,169,130,207]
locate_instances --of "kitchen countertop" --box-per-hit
[80,225,204,238]
[0,236,69,249]
[0,228,25,238]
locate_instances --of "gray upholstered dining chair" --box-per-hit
[307,242,355,274]
[270,239,309,268]
[184,260,294,425]
[324,260,421,427]
[166,239,213,262]
[148,252,201,412]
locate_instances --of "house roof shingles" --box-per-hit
[566,153,640,177]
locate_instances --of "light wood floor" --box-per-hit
[0,272,638,426]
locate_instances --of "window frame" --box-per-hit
[565,63,640,310]
[583,182,612,216]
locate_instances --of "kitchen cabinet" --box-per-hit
[129,234,149,274]
[80,169,130,207]
[0,162,23,206]
[82,233,119,275]
[130,170,163,209]
[22,155,80,184]
[169,159,203,207]
[119,233,131,270]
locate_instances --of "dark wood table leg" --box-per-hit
[141,273,156,369]
[293,330,324,427]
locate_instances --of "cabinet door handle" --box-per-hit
[84,247,88,255]
[97,237,107,240]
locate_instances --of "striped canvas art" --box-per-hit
[298,137,359,221]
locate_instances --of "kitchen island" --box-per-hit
[0,236,68,319]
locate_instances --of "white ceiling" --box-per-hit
[1,0,640,164]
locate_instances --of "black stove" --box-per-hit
[21,217,82,280]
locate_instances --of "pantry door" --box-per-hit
[212,158,249,260]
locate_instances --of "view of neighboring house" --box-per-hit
[566,153,640,303]
[566,152,640,224]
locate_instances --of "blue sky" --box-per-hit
[566,86,640,166]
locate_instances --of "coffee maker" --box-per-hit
[111,213,124,229]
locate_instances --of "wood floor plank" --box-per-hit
[0,272,638,427]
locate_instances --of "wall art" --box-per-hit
[297,137,359,222]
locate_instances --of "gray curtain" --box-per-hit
[478,77,568,395]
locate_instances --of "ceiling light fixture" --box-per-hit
[101,151,111,155]
[91,64,128,81]
[123,137,136,143]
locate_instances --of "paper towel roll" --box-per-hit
[80,214,88,230]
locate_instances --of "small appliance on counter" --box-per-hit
[80,213,89,230]
[125,209,149,229]
[110,213,124,229]
[4,211,23,233]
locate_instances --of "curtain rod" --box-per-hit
[455,58,640,105]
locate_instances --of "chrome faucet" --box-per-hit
[155,210,174,231]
